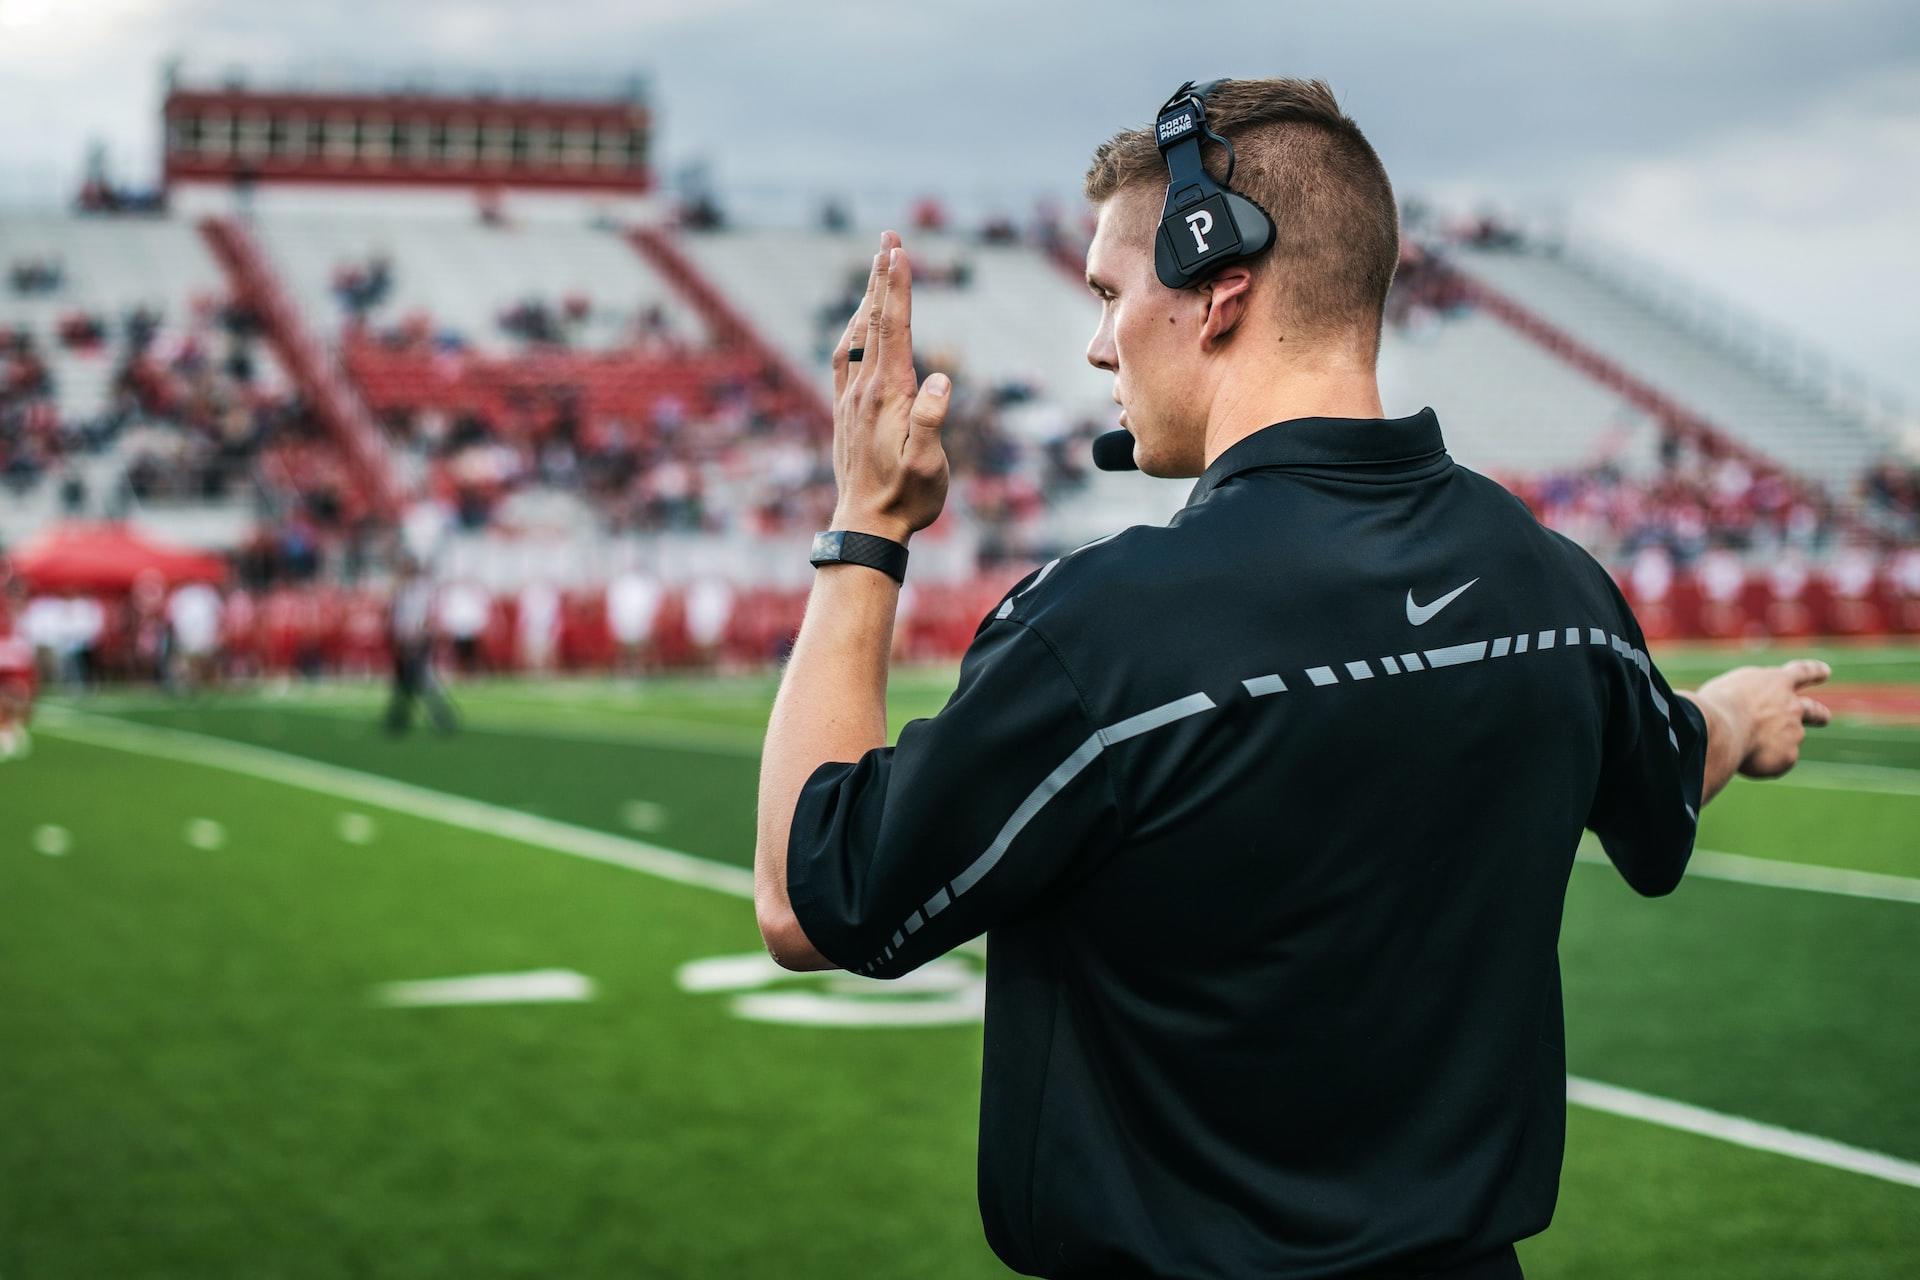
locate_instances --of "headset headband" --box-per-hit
[1152,79,1276,290]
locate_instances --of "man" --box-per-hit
[384,556,457,735]
[166,578,225,694]
[755,79,1830,1279]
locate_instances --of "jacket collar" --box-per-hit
[1184,407,1447,508]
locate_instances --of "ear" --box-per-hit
[1198,266,1254,349]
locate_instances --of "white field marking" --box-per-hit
[374,969,594,1008]
[676,952,986,1028]
[336,812,377,845]
[1567,1077,1920,1190]
[1815,723,1920,739]
[32,824,71,856]
[184,818,227,850]
[620,800,669,833]
[1575,847,1920,906]
[165,698,768,757]
[1771,760,1920,798]
[26,708,1916,1176]
[36,707,755,899]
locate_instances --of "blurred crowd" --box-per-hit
[1498,432,1838,567]
[1,256,374,588]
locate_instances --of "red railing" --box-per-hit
[1435,259,1822,503]
[624,225,833,434]
[199,216,401,518]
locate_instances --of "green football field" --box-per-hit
[4,641,1917,1278]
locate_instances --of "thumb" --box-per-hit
[908,372,951,440]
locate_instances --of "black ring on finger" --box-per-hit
[847,347,864,362]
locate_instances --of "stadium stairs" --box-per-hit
[1444,242,1900,498]
[624,225,832,432]
[199,215,400,518]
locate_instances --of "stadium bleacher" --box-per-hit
[5,189,1919,680]
[1448,239,1898,495]
[252,212,708,352]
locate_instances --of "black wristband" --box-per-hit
[809,529,909,584]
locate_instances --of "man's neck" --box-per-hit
[1200,357,1386,469]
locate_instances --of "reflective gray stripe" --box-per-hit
[992,533,1124,620]
[1515,633,1530,653]
[1380,655,1403,675]
[1344,660,1374,681]
[1099,691,1216,745]
[923,887,951,918]
[904,910,925,935]
[947,733,1102,899]
[1243,674,1288,697]
[1538,630,1556,649]
[1424,641,1488,667]
[1491,636,1512,658]
[995,558,1061,619]
[1306,665,1339,686]
[1565,627,1582,645]
[1590,627,1608,646]
[1399,652,1425,671]
[933,690,1216,912]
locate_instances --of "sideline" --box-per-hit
[33,707,1920,1191]
[35,705,755,899]
[1567,1078,1920,1190]
[1574,847,1920,906]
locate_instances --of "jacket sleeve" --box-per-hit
[785,617,1123,977]
[1585,602,1710,896]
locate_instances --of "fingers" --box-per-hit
[905,372,951,450]
[835,247,887,401]
[858,232,902,378]
[1799,696,1832,727]
[1785,658,1832,690]
[872,242,913,390]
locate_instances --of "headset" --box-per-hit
[1094,80,1278,470]
[1151,79,1276,290]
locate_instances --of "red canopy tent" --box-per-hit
[7,522,228,594]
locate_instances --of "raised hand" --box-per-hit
[827,232,951,544]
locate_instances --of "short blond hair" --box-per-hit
[1085,78,1399,354]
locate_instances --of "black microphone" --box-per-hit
[1092,429,1139,472]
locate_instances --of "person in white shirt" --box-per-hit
[518,582,562,673]
[438,580,492,675]
[684,576,734,668]
[607,567,664,676]
[167,581,225,692]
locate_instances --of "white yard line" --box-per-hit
[35,707,755,899]
[33,708,1920,1189]
[1575,847,1920,906]
[374,969,595,1008]
[1567,1077,1920,1190]
[1772,760,1920,798]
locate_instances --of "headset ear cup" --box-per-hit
[1225,191,1275,260]
[1154,222,1190,290]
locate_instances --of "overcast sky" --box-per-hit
[2,0,1916,401]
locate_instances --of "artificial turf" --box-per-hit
[4,646,1916,1277]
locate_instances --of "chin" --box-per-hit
[1134,437,1200,481]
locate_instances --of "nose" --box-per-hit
[1086,318,1116,374]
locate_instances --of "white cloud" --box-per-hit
[1571,63,1920,404]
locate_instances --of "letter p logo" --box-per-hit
[1184,209,1214,253]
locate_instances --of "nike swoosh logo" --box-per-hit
[1406,578,1479,626]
